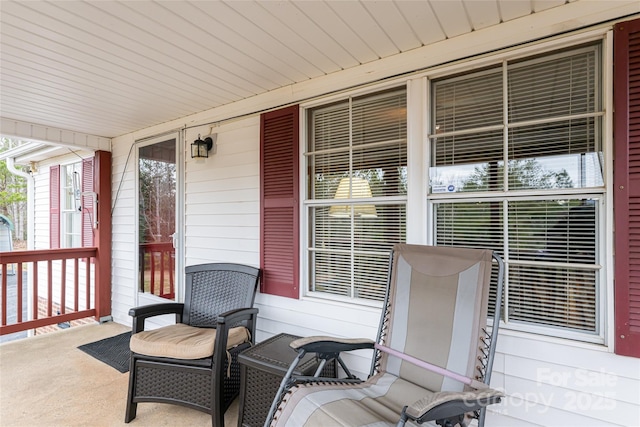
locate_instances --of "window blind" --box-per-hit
[430,43,604,337]
[509,200,596,264]
[508,48,597,122]
[508,264,596,331]
[49,165,60,249]
[311,204,406,301]
[435,198,598,333]
[433,69,503,133]
[431,44,603,193]
[434,202,504,252]
[307,88,407,302]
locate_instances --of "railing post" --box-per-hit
[1,264,6,325]
[93,150,112,322]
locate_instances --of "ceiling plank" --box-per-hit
[429,0,473,39]
[395,1,447,46]
[464,0,501,30]
[243,0,342,75]
[361,1,421,52]
[294,1,378,65]
[327,1,399,58]
[219,0,325,80]
[533,0,568,13]
[85,1,259,99]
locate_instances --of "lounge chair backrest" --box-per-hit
[376,244,493,393]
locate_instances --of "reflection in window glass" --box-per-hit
[138,139,177,300]
[508,118,603,189]
[430,130,503,193]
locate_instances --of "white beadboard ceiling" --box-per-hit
[0,0,629,141]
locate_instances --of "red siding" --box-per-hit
[260,105,300,298]
[614,18,640,358]
[81,157,94,247]
[49,165,60,249]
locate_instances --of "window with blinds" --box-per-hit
[61,162,82,248]
[306,88,407,302]
[429,43,604,337]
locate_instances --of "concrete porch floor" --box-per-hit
[0,322,240,427]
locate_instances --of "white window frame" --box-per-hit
[298,28,613,346]
[301,84,409,307]
[424,36,610,345]
[60,162,82,249]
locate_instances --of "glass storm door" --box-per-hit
[137,136,178,300]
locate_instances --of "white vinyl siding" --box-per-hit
[429,43,604,340]
[305,89,407,302]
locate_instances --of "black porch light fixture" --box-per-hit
[191,134,216,158]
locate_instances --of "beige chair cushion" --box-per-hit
[130,323,250,359]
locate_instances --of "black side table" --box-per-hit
[238,332,336,427]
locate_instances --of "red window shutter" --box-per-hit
[49,165,60,249]
[81,157,95,247]
[614,18,640,358]
[260,105,300,298]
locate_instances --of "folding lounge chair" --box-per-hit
[266,244,505,427]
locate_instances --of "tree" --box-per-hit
[462,158,574,192]
[138,158,176,243]
[0,138,28,241]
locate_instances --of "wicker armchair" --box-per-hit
[125,263,261,427]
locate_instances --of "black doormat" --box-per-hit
[78,331,131,373]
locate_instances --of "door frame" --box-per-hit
[134,131,184,309]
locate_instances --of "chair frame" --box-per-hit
[125,262,261,427]
[265,245,504,427]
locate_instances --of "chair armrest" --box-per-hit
[217,307,259,342]
[406,388,504,423]
[289,336,375,381]
[264,336,374,426]
[128,302,185,333]
[212,307,259,369]
[217,307,259,327]
[290,336,375,353]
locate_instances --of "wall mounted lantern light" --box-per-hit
[191,134,217,159]
[328,176,377,218]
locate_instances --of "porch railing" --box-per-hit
[139,242,175,299]
[0,247,106,335]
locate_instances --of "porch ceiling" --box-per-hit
[0,0,631,142]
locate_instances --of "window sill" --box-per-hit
[497,325,610,354]
[302,291,384,311]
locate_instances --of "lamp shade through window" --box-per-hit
[329,177,377,218]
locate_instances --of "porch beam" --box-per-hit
[0,117,111,152]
